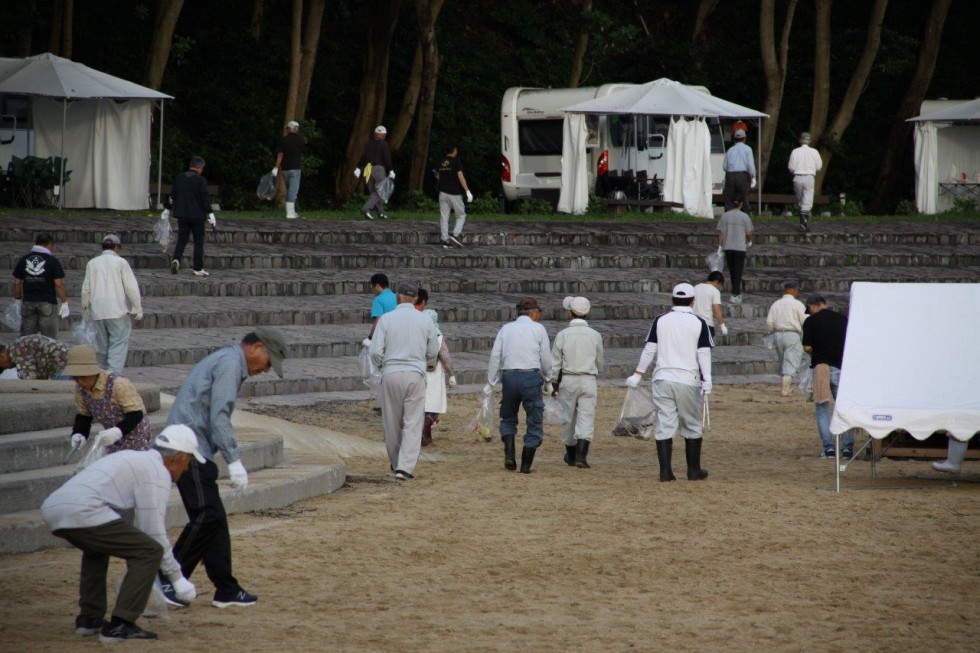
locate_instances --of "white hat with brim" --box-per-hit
[562,295,591,316]
[155,424,206,463]
[62,345,103,376]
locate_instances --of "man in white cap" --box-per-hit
[766,280,807,396]
[273,120,305,219]
[41,424,203,642]
[722,128,756,212]
[626,283,713,482]
[354,125,395,220]
[81,234,143,373]
[787,131,823,232]
[551,296,604,469]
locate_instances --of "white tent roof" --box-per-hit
[561,78,768,119]
[830,282,980,441]
[0,53,171,100]
[907,97,980,123]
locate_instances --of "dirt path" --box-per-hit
[2,385,978,652]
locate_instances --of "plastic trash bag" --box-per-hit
[377,178,395,204]
[706,250,725,272]
[1,301,22,330]
[762,334,775,350]
[115,574,169,620]
[359,345,381,392]
[468,388,496,442]
[795,366,813,402]
[610,387,657,440]
[256,172,276,201]
[543,394,571,425]
[71,317,99,348]
[154,214,172,251]
[75,436,108,472]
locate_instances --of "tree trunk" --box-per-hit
[146,0,186,91]
[759,0,799,185]
[408,0,445,191]
[61,0,73,59]
[869,0,953,213]
[814,0,889,194]
[568,0,592,88]
[691,0,719,41]
[283,0,303,127]
[16,0,38,56]
[335,0,404,200]
[295,0,326,120]
[49,0,63,56]
[390,45,424,151]
[809,0,832,143]
[251,0,265,40]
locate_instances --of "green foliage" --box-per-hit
[949,197,978,213]
[468,192,502,215]
[404,189,439,212]
[518,198,554,215]
[830,200,864,217]
[894,199,919,216]
[342,193,370,212]
[6,156,72,208]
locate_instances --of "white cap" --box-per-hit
[672,283,695,299]
[155,424,206,463]
[734,128,746,138]
[375,125,387,134]
[562,295,591,316]
[287,120,300,129]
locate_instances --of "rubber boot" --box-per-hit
[781,375,793,396]
[575,439,591,469]
[685,438,709,481]
[286,201,298,219]
[655,439,675,482]
[503,435,516,471]
[421,415,434,447]
[932,438,968,473]
[563,445,577,466]
[799,212,809,232]
[519,446,537,474]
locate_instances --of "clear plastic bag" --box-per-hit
[543,394,571,425]
[74,436,108,472]
[762,334,775,350]
[706,250,725,272]
[154,215,172,251]
[610,387,657,440]
[256,172,276,201]
[377,178,395,204]
[71,317,98,347]
[1,301,22,330]
[115,574,169,620]
[795,366,813,402]
[359,345,382,393]
[468,388,496,442]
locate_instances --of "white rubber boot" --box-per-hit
[932,438,968,473]
[286,201,298,219]
[781,375,793,396]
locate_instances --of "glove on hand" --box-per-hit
[208,213,217,228]
[58,303,70,319]
[701,381,713,395]
[388,170,396,180]
[228,460,248,490]
[97,427,123,446]
[481,383,493,396]
[160,209,171,221]
[465,190,474,203]
[448,375,457,389]
[173,577,197,603]
[271,167,278,178]
[353,168,361,179]
[719,323,729,336]
[70,433,86,448]
[361,338,372,348]
[133,310,143,321]
[716,246,723,255]
[625,373,643,389]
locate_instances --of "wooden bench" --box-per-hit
[713,192,831,212]
[600,198,684,214]
[149,183,221,211]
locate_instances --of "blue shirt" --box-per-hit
[371,289,397,319]
[487,315,554,385]
[166,345,248,463]
[723,142,756,177]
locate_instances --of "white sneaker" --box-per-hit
[932,460,961,473]
[730,295,742,304]
[192,269,210,277]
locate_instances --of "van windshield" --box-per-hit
[518,119,563,156]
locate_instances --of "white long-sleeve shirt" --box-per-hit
[41,449,182,581]
[487,315,553,385]
[81,250,142,320]
[787,144,823,177]
[370,303,440,377]
[766,294,807,333]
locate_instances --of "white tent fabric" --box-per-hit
[908,97,980,123]
[557,113,589,214]
[907,99,980,214]
[561,78,768,119]
[830,282,980,441]
[0,53,170,100]
[913,122,939,214]
[663,117,712,218]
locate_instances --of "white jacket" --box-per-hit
[81,250,142,320]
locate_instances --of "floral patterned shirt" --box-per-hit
[10,334,71,380]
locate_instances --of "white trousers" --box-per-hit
[774,332,804,377]
[651,379,703,441]
[558,375,597,445]
[380,371,427,474]
[793,175,815,213]
[439,192,466,240]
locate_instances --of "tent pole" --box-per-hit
[756,119,762,215]
[157,100,165,210]
[834,432,841,493]
[59,99,66,210]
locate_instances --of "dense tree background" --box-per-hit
[1,0,977,212]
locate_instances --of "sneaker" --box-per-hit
[730,295,742,305]
[820,448,836,459]
[841,448,853,460]
[212,589,257,608]
[379,211,389,220]
[362,211,375,220]
[448,234,463,248]
[100,620,158,642]
[394,470,414,480]
[159,573,189,608]
[75,615,106,636]
[440,240,450,249]
[192,269,210,277]
[170,259,179,274]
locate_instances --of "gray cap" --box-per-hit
[806,294,826,306]
[253,326,288,378]
[396,281,419,298]
[102,234,121,246]
[800,132,811,143]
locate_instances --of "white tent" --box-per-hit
[907,98,980,214]
[559,78,768,216]
[0,53,172,210]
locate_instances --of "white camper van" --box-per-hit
[0,95,33,171]
[500,84,728,208]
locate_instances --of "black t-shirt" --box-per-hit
[13,250,65,303]
[801,309,847,368]
[276,133,305,170]
[437,155,463,195]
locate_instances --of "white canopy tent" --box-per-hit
[559,78,768,216]
[907,98,980,214]
[829,282,980,491]
[0,53,172,210]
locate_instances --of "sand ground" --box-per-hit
[2,384,978,652]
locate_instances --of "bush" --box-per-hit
[949,197,978,213]
[829,200,864,217]
[342,193,370,212]
[468,192,502,214]
[404,189,439,212]
[6,156,72,208]
[518,198,554,215]
[894,199,919,216]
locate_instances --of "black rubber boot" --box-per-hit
[656,439,676,482]
[575,439,591,469]
[685,438,709,481]
[503,435,516,471]
[519,446,537,474]
[800,212,810,233]
[563,445,577,466]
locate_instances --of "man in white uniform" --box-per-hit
[693,271,728,338]
[787,131,823,232]
[766,280,807,396]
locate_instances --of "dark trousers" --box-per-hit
[20,300,59,339]
[173,458,241,595]
[172,218,205,271]
[723,171,752,212]
[725,249,747,296]
[499,369,545,448]
[54,519,163,624]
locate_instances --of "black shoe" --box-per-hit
[800,213,809,232]
[100,620,158,642]
[440,240,450,249]
[519,446,537,474]
[74,615,106,636]
[563,444,577,466]
[394,469,414,480]
[656,439,676,482]
[575,439,591,469]
[212,589,258,608]
[362,211,375,220]
[685,438,709,481]
[841,448,853,460]
[503,435,517,470]
[170,259,179,274]
[448,234,463,248]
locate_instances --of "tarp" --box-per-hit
[557,113,590,214]
[830,282,980,441]
[662,117,713,218]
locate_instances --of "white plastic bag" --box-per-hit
[1,301,22,330]
[468,388,496,442]
[71,317,98,347]
[706,250,725,272]
[74,436,108,472]
[762,334,775,350]
[611,387,657,440]
[377,178,395,204]
[154,215,172,251]
[795,367,813,402]
[543,394,571,425]
[359,345,382,393]
[256,172,276,201]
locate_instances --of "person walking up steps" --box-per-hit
[354,125,394,220]
[436,143,473,248]
[766,280,807,396]
[168,156,215,277]
[788,131,822,232]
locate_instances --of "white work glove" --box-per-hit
[388,170,396,180]
[481,383,493,396]
[271,167,278,178]
[625,373,643,389]
[208,213,217,228]
[133,310,143,321]
[97,427,123,446]
[172,577,196,603]
[58,302,70,319]
[448,375,457,388]
[228,460,248,490]
[750,177,757,189]
[160,209,170,221]
[362,338,372,348]
[465,190,473,203]
[70,432,86,448]
[719,323,729,336]
[353,167,361,179]
[716,246,723,256]
[701,381,713,395]
[746,241,753,248]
